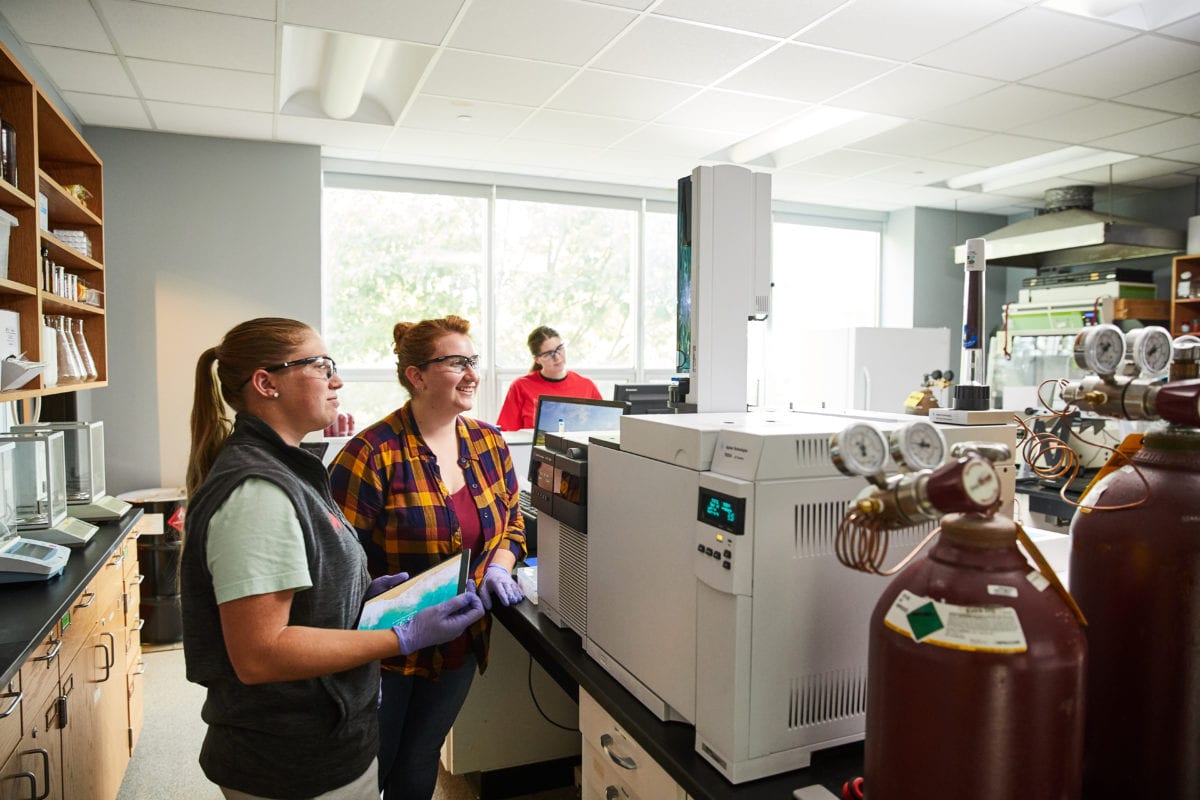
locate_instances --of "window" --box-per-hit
[322,174,676,427]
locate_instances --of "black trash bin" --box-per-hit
[120,488,187,644]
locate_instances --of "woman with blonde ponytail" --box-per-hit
[180,318,484,800]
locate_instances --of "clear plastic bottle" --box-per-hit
[72,317,97,380]
[55,315,84,383]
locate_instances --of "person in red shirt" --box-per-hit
[496,326,600,431]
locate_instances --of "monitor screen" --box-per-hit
[532,395,627,447]
[612,383,674,416]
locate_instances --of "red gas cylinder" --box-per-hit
[1069,425,1200,798]
[865,513,1086,800]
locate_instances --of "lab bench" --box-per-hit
[493,599,864,800]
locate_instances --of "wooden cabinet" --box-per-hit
[580,689,690,800]
[0,532,141,800]
[0,39,106,402]
[1171,254,1200,337]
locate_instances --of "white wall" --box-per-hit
[82,129,322,494]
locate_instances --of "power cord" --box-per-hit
[527,655,577,732]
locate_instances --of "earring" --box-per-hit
[272,392,280,399]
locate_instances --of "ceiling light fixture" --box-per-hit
[945,146,1137,192]
[729,107,866,165]
[319,32,383,120]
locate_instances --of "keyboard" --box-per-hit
[518,489,537,519]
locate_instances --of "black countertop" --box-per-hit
[0,509,143,688]
[494,599,864,800]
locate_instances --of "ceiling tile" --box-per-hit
[61,90,150,128]
[934,134,1064,168]
[546,70,697,120]
[509,109,641,148]
[1160,142,1200,162]
[591,15,774,85]
[98,0,275,72]
[1090,116,1200,155]
[451,0,635,66]
[924,84,1096,132]
[137,0,276,19]
[917,6,1137,82]
[128,59,273,111]
[147,100,273,139]
[718,42,896,103]
[422,51,575,106]
[281,0,464,44]
[0,0,113,52]
[587,0,654,9]
[870,157,988,186]
[383,127,509,160]
[611,123,739,158]
[487,138,605,169]
[798,0,1021,62]
[1160,11,1200,42]
[1063,156,1198,183]
[1117,69,1200,113]
[402,95,534,137]
[27,45,134,96]
[853,120,991,158]
[783,148,903,178]
[1024,34,1200,98]
[835,66,1003,119]
[1009,101,1177,143]
[657,90,807,134]
[652,0,847,37]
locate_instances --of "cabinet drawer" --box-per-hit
[120,533,140,581]
[579,690,685,800]
[127,663,144,756]
[20,630,62,721]
[0,674,20,768]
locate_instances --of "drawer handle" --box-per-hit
[606,787,621,800]
[25,748,50,800]
[133,618,146,633]
[600,733,637,770]
[132,573,146,586]
[32,639,62,666]
[109,553,125,569]
[75,591,96,610]
[2,771,36,799]
[133,659,147,676]
[0,688,22,718]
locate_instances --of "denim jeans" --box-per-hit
[377,655,477,800]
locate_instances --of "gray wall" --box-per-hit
[82,129,321,494]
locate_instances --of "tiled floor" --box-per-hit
[121,643,577,800]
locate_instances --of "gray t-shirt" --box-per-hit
[208,478,311,603]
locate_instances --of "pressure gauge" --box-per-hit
[889,421,947,471]
[831,423,889,477]
[1125,326,1172,375]
[1073,324,1126,375]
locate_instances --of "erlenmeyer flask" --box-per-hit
[55,315,84,383]
[72,317,98,380]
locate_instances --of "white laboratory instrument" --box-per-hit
[0,441,70,583]
[586,410,1018,784]
[13,421,131,521]
[0,430,98,547]
[531,431,594,637]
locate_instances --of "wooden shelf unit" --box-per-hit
[1170,254,1200,337]
[0,39,106,400]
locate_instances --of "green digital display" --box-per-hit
[697,488,745,536]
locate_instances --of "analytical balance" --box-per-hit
[0,430,98,547]
[0,441,70,582]
[13,421,132,520]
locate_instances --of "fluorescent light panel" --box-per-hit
[946,146,1138,192]
[729,107,866,164]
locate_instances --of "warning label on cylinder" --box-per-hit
[883,590,1027,653]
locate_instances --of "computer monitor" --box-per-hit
[612,383,674,416]
[532,395,628,448]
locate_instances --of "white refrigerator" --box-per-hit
[767,326,953,414]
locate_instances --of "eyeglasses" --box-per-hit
[536,343,566,361]
[415,354,481,374]
[239,355,338,389]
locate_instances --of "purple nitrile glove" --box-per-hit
[478,564,524,611]
[391,584,485,655]
[365,572,409,602]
